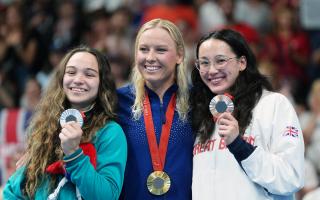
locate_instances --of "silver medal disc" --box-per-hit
[59,109,83,127]
[209,94,234,118]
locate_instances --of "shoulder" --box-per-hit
[117,84,134,97]
[95,121,126,143]
[253,90,296,117]
[3,167,26,197]
[117,84,135,108]
[256,91,293,108]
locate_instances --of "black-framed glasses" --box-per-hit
[195,56,238,73]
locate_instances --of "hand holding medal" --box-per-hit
[210,94,240,144]
[59,109,84,155]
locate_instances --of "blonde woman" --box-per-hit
[117,18,194,199]
[3,46,127,200]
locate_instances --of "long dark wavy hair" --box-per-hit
[23,45,117,198]
[191,29,273,143]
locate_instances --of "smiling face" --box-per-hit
[198,38,246,94]
[63,52,100,110]
[136,27,183,90]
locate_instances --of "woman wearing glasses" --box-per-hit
[190,29,304,200]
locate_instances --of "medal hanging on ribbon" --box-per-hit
[209,93,234,121]
[143,93,176,195]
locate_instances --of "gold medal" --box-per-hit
[147,171,171,195]
[60,109,83,127]
[209,94,234,118]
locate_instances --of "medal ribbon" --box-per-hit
[143,93,176,171]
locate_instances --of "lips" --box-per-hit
[144,65,161,72]
[208,74,226,85]
[70,87,87,93]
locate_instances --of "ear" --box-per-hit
[239,56,247,71]
[176,48,184,65]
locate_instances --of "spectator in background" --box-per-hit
[83,9,111,53]
[264,5,310,107]
[195,0,226,34]
[300,79,320,174]
[234,0,272,34]
[0,69,15,109]
[105,6,135,59]
[109,55,131,88]
[0,2,44,106]
[19,77,42,112]
[36,46,65,90]
[51,0,82,54]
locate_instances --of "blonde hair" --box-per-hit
[131,18,189,121]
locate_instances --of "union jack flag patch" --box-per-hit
[283,126,299,137]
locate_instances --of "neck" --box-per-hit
[73,103,95,112]
[146,81,174,103]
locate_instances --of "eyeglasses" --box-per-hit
[195,56,238,73]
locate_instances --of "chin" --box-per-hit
[209,87,226,95]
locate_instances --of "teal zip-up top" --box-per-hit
[3,121,127,200]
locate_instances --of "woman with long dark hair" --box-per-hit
[191,29,304,200]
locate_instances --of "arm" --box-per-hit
[3,167,26,199]
[240,93,304,195]
[64,121,127,200]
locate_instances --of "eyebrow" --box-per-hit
[65,66,99,73]
[199,55,227,59]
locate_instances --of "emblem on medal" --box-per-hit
[59,109,84,127]
[147,171,171,195]
[209,94,234,118]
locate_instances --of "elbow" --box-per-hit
[268,171,304,195]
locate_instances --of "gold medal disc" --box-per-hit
[147,171,171,195]
[209,94,234,118]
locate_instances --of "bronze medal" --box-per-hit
[209,94,234,118]
[147,171,171,195]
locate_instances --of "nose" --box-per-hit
[73,74,85,84]
[146,50,156,63]
[208,63,219,73]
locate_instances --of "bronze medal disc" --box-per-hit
[209,94,234,118]
[147,171,171,195]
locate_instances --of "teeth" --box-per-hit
[72,88,85,92]
[210,77,223,84]
[145,66,160,71]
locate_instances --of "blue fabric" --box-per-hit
[227,135,256,166]
[117,84,194,200]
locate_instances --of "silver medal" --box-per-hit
[209,94,234,118]
[59,109,83,127]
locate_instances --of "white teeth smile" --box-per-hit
[145,66,160,71]
[210,77,223,84]
[71,88,86,92]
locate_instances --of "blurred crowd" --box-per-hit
[0,0,320,199]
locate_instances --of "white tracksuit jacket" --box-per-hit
[192,91,304,200]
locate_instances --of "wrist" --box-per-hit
[64,147,80,156]
[63,148,83,163]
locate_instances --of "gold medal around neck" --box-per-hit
[59,109,83,128]
[209,94,234,118]
[147,171,171,195]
